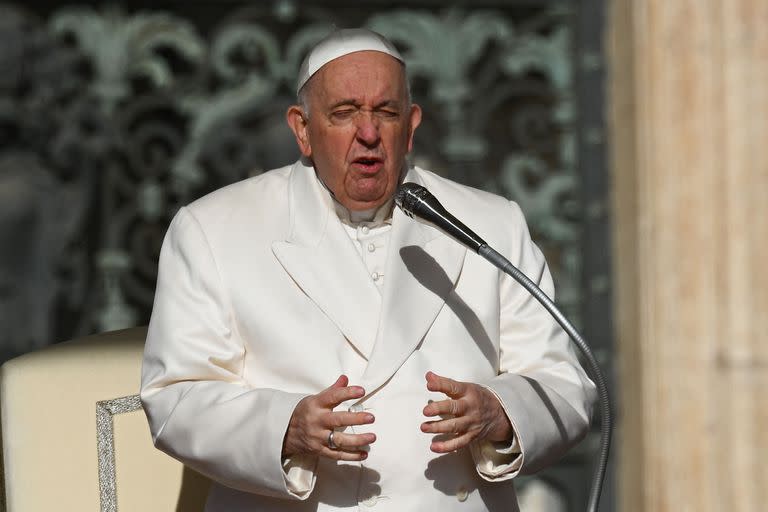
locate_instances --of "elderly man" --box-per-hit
[141,29,595,511]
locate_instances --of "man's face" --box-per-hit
[287,51,422,211]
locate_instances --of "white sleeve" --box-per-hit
[140,207,316,499]
[471,201,596,481]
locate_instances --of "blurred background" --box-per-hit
[0,0,765,511]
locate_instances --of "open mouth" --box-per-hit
[352,156,383,172]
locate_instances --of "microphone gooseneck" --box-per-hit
[395,182,612,512]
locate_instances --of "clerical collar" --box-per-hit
[315,173,394,227]
[333,197,393,227]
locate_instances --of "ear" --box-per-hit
[286,105,312,157]
[406,103,422,153]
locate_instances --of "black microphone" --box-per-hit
[394,181,612,512]
[394,182,488,253]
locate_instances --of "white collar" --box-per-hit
[314,173,394,227]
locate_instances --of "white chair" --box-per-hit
[0,327,210,511]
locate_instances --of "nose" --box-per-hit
[355,112,381,146]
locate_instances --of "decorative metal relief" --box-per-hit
[0,1,586,356]
[0,2,610,509]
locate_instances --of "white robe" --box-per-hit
[140,160,596,511]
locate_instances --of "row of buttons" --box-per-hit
[354,227,383,283]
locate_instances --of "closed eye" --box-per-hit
[331,109,357,119]
[375,109,400,118]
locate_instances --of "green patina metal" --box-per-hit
[0,4,611,507]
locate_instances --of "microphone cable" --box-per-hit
[395,182,611,512]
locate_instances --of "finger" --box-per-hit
[329,375,349,389]
[425,371,465,398]
[327,431,377,450]
[318,383,366,407]
[320,446,370,461]
[310,375,351,404]
[326,411,375,429]
[423,398,466,418]
[420,415,472,434]
[429,431,475,453]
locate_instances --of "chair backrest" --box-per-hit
[0,327,210,511]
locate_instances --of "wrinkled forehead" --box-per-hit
[296,28,404,95]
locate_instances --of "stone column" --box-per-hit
[608,1,768,511]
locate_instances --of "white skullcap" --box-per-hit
[296,28,404,95]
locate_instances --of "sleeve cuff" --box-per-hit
[281,454,318,498]
[471,439,522,480]
[471,384,523,481]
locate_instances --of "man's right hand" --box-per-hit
[282,375,376,461]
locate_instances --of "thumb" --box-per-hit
[318,375,363,408]
[329,374,349,389]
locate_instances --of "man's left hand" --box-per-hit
[421,371,512,453]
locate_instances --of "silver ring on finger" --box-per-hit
[328,430,339,450]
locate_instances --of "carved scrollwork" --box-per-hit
[50,5,206,112]
[0,0,588,351]
[0,1,608,508]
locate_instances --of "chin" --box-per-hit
[348,186,391,206]
[349,198,385,210]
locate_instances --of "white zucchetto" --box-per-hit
[296,28,404,95]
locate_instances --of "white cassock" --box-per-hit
[140,159,596,511]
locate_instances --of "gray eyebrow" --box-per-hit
[327,99,402,110]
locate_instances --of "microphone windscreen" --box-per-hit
[394,182,428,218]
[394,182,487,252]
